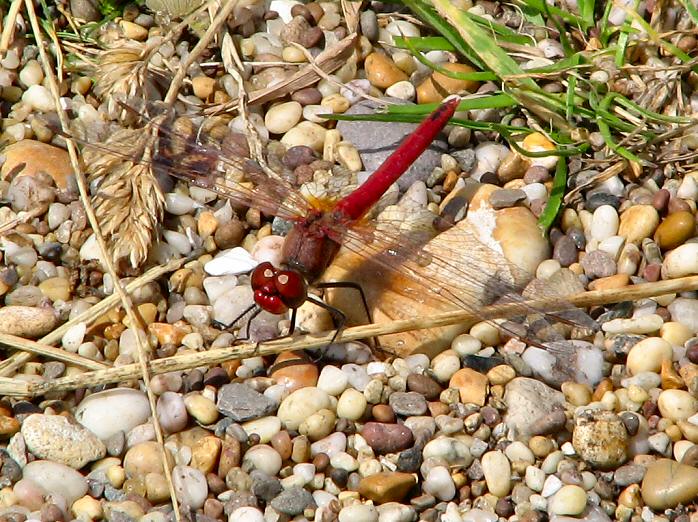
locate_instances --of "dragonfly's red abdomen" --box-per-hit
[251,261,308,314]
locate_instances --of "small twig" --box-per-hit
[162,0,240,107]
[24,3,181,518]
[0,0,22,53]
[0,333,107,370]
[13,273,698,398]
[0,254,193,377]
[0,207,45,236]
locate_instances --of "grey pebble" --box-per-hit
[489,188,526,209]
[553,235,578,267]
[217,383,276,422]
[336,99,448,191]
[613,464,646,486]
[388,391,428,416]
[580,250,617,279]
[270,486,314,516]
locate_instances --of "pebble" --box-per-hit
[503,378,566,440]
[364,52,408,89]
[157,392,189,433]
[277,387,332,430]
[422,466,455,501]
[216,383,276,422]
[580,250,617,279]
[264,101,303,134]
[617,205,659,244]
[641,458,698,509]
[662,242,698,278]
[654,210,696,250]
[270,351,318,392]
[243,444,283,475]
[339,503,378,522]
[626,337,673,374]
[388,392,427,416]
[172,465,208,509]
[21,414,105,468]
[361,422,414,454]
[482,450,512,497]
[0,305,58,339]
[449,368,488,406]
[590,205,619,242]
[548,485,587,515]
[75,388,151,440]
[317,365,349,395]
[281,121,327,152]
[572,410,628,470]
[358,472,416,504]
[1,140,73,189]
[269,485,313,515]
[416,63,479,104]
[22,460,88,505]
[657,389,698,421]
[336,388,367,420]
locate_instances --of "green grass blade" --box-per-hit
[578,0,596,30]
[538,157,567,231]
[680,0,698,24]
[514,0,586,27]
[401,0,486,69]
[393,36,455,52]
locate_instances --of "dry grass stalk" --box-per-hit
[341,0,362,34]
[83,126,165,268]
[0,0,22,52]
[0,254,193,377]
[0,333,107,370]
[9,273,698,399]
[23,3,181,517]
[207,33,360,114]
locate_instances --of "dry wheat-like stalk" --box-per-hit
[92,39,158,121]
[83,125,164,268]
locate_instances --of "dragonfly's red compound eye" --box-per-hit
[251,262,276,290]
[254,289,289,315]
[275,270,307,309]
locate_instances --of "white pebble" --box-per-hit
[317,365,349,396]
[590,205,619,242]
[338,504,377,522]
[164,193,198,215]
[548,485,587,516]
[19,59,44,86]
[229,507,264,522]
[264,101,302,134]
[525,465,545,492]
[385,80,415,101]
[663,243,698,279]
[658,389,698,421]
[481,450,511,497]
[422,466,455,501]
[62,322,86,352]
[541,474,563,497]
[242,416,281,443]
[21,84,54,112]
[242,445,282,476]
[668,298,698,333]
[251,235,285,267]
[204,247,257,276]
[602,314,664,335]
[336,388,367,420]
[172,465,207,509]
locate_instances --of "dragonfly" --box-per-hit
[83,95,595,359]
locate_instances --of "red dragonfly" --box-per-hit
[88,96,592,354]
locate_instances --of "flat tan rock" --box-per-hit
[1,140,73,189]
[322,183,550,357]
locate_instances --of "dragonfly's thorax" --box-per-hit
[281,209,343,283]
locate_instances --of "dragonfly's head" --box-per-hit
[251,261,308,315]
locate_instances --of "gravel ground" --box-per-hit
[0,1,696,522]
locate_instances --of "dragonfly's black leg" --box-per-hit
[240,306,263,342]
[288,307,297,336]
[306,294,346,346]
[211,302,257,332]
[315,281,382,351]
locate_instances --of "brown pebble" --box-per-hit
[643,263,662,282]
[214,219,245,249]
[668,197,692,214]
[203,498,224,519]
[291,87,323,106]
[427,401,450,417]
[218,439,241,477]
[652,189,670,212]
[406,374,442,400]
[206,472,226,495]
[372,404,395,423]
[290,4,314,23]
[271,430,292,460]
[306,2,324,23]
[312,452,329,472]
[686,344,698,365]
[654,210,696,250]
